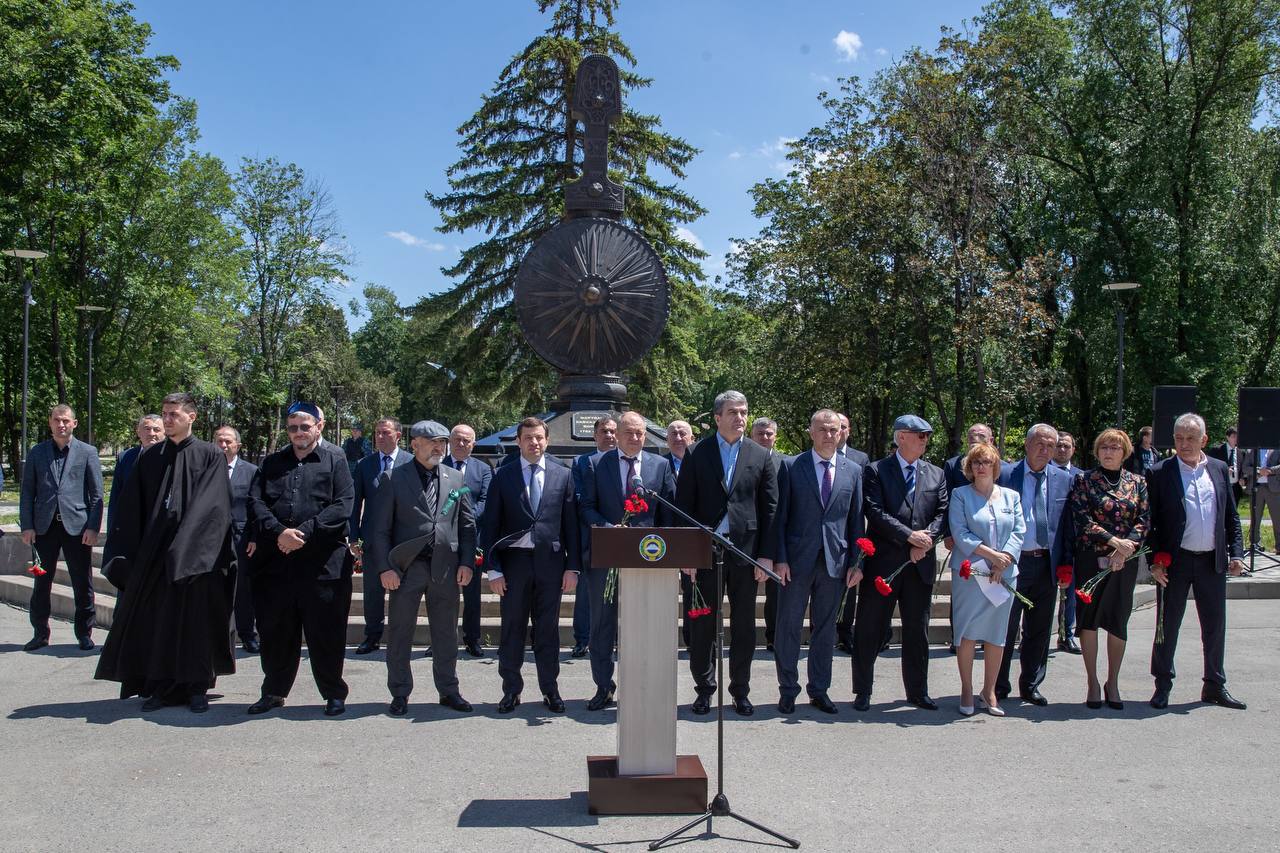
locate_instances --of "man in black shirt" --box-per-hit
[246,401,355,717]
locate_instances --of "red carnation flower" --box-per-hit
[474,554,484,568]
[637,499,649,513]
[856,537,875,557]
[875,576,893,596]
[1152,551,1173,569]
[958,560,972,580]
[1076,590,1093,605]
[1056,564,1073,586]
[27,563,46,577]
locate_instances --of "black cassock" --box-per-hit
[96,435,235,701]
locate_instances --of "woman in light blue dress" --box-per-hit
[949,443,1025,717]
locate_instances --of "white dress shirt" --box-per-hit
[1178,453,1217,552]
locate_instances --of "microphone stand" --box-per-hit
[631,480,799,851]
[1243,453,1279,574]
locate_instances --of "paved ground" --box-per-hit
[1,599,1277,852]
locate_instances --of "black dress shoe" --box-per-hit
[852,693,870,711]
[1150,688,1170,709]
[732,697,754,716]
[422,645,432,658]
[880,638,891,652]
[1019,688,1048,707]
[542,692,566,712]
[464,640,484,658]
[1202,687,1246,710]
[141,695,168,712]
[691,695,712,715]
[324,698,346,716]
[995,688,1010,701]
[77,636,95,651]
[836,638,854,654]
[247,695,285,715]
[497,693,521,713]
[389,696,408,716]
[355,638,379,655]
[587,686,616,711]
[242,638,261,654]
[907,694,939,711]
[777,696,796,714]
[22,635,49,652]
[1058,637,1082,654]
[189,694,209,714]
[440,693,473,713]
[570,644,588,659]
[765,642,775,655]
[809,694,838,714]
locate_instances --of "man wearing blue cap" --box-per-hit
[852,414,948,711]
[365,419,477,715]
[245,401,356,717]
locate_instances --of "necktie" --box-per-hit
[623,455,637,499]
[454,458,464,471]
[227,463,233,479]
[382,453,392,473]
[820,460,833,508]
[528,463,541,513]
[1031,469,1049,547]
[904,463,916,505]
[423,467,438,511]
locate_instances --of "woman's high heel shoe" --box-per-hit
[1086,685,1103,709]
[976,696,1006,717]
[1104,685,1124,710]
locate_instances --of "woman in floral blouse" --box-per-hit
[1068,428,1150,711]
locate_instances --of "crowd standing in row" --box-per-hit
[13,390,1259,718]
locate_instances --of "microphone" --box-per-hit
[630,475,647,496]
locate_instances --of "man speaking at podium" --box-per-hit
[676,390,778,717]
[580,411,677,711]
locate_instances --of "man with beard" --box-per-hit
[246,401,355,717]
[95,393,234,713]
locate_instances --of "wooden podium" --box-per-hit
[586,526,711,815]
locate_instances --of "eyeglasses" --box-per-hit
[286,424,315,433]
[971,459,994,467]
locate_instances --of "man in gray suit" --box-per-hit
[350,417,412,654]
[365,419,477,716]
[19,404,104,651]
[1242,447,1280,553]
[773,409,865,714]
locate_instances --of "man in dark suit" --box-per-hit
[1052,430,1084,652]
[19,404,104,651]
[215,425,260,653]
[350,417,412,654]
[832,411,870,653]
[579,411,677,710]
[852,415,948,711]
[106,414,162,535]
[664,419,696,645]
[366,419,477,716]
[1148,413,1247,710]
[995,424,1074,705]
[445,423,493,658]
[1206,427,1243,503]
[483,416,581,713]
[568,414,618,658]
[342,424,371,474]
[676,390,778,716]
[752,417,788,652]
[773,409,864,714]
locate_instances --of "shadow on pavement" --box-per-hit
[458,791,597,828]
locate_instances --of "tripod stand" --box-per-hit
[631,481,799,850]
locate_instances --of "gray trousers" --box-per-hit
[1249,486,1280,548]
[386,557,460,699]
[774,558,844,700]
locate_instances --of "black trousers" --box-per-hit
[680,571,693,646]
[1151,550,1227,691]
[995,554,1056,695]
[230,530,256,643]
[31,522,95,640]
[688,554,758,699]
[852,566,933,697]
[496,550,563,696]
[254,573,352,701]
[361,562,388,641]
[461,560,482,645]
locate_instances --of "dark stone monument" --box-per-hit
[478,54,670,460]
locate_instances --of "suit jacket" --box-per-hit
[1240,448,1278,494]
[106,444,141,535]
[674,434,778,563]
[863,454,948,584]
[228,456,258,538]
[580,449,676,534]
[661,450,689,489]
[482,455,581,576]
[997,459,1074,571]
[1146,456,1243,573]
[349,448,412,540]
[364,460,476,583]
[948,483,1026,579]
[1206,441,1241,484]
[19,437,104,536]
[443,454,493,524]
[941,453,968,537]
[774,450,865,578]
[839,446,871,467]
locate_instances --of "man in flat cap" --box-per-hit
[365,420,477,715]
[852,415,948,712]
[245,401,355,717]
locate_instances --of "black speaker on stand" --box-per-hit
[1151,386,1198,449]
[1237,388,1280,573]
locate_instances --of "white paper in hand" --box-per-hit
[969,558,1011,607]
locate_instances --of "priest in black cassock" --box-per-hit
[96,392,235,713]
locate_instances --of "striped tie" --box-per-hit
[905,464,916,505]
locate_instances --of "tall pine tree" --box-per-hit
[410,0,707,430]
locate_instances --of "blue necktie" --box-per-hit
[528,463,541,514]
[904,463,916,505]
[820,460,833,509]
[1032,469,1049,547]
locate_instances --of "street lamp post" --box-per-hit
[75,304,107,445]
[1102,281,1141,429]
[3,248,48,478]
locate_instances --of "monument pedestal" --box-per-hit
[586,755,707,816]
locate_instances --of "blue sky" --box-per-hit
[131,0,987,316]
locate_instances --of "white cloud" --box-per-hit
[875,47,888,57]
[810,72,833,84]
[386,230,445,251]
[728,150,743,160]
[834,30,863,62]
[675,226,704,252]
[757,136,798,157]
